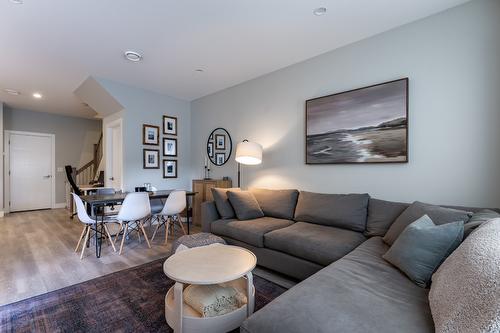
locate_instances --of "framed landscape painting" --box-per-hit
[305,78,408,164]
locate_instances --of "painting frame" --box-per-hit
[215,152,226,166]
[215,134,226,150]
[143,149,160,169]
[163,159,177,178]
[207,141,214,158]
[305,78,408,165]
[142,124,160,146]
[163,137,178,157]
[163,115,177,136]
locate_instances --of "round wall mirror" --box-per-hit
[207,128,232,166]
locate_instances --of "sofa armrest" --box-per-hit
[201,201,220,232]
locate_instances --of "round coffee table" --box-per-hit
[163,245,257,333]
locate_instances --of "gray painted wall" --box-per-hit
[191,0,500,207]
[4,108,102,204]
[97,79,191,192]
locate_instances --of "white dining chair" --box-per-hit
[114,192,152,255]
[151,190,187,244]
[72,193,117,259]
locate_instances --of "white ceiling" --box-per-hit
[0,0,471,118]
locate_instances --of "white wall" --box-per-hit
[97,79,191,192]
[191,0,500,207]
[3,108,102,204]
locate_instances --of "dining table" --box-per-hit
[80,190,196,258]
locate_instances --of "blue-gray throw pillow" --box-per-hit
[383,214,464,288]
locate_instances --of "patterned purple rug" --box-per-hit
[0,258,287,332]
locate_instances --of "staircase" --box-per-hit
[75,133,103,185]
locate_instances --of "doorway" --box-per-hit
[5,131,55,212]
[105,118,123,190]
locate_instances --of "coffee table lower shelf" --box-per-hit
[165,277,255,333]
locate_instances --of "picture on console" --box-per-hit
[306,78,408,164]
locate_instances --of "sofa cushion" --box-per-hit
[383,201,471,246]
[463,209,500,238]
[250,188,299,220]
[211,187,240,219]
[383,215,464,288]
[264,222,366,266]
[429,218,500,333]
[211,217,293,247]
[227,191,264,220]
[241,237,434,333]
[294,191,369,232]
[365,198,409,237]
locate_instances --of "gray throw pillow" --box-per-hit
[463,209,500,238]
[383,214,464,288]
[294,191,369,232]
[250,188,299,220]
[383,201,471,246]
[227,191,264,220]
[211,187,241,219]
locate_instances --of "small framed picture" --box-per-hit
[215,134,226,150]
[215,152,226,165]
[207,142,214,158]
[163,116,177,136]
[163,138,177,156]
[163,160,177,178]
[143,124,160,145]
[143,149,160,169]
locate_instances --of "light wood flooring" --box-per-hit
[0,209,199,306]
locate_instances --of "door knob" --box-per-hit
[109,177,114,181]
[43,175,52,178]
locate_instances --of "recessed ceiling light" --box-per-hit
[124,51,143,62]
[33,92,43,99]
[9,0,23,4]
[3,89,20,96]
[195,69,205,73]
[313,7,327,16]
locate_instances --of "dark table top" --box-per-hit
[80,190,196,205]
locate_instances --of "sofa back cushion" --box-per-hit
[294,191,369,232]
[227,191,264,220]
[250,188,299,220]
[211,187,240,219]
[365,198,409,237]
[429,218,500,333]
[383,201,472,246]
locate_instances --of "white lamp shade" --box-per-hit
[235,141,262,165]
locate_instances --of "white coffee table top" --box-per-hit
[163,245,257,285]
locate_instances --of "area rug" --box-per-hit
[0,258,287,333]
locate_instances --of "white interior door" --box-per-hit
[106,120,122,190]
[9,132,54,212]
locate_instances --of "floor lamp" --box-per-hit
[235,140,263,188]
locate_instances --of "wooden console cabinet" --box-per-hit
[192,179,232,226]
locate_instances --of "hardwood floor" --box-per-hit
[0,208,199,306]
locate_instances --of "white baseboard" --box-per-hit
[53,203,67,209]
[0,211,4,218]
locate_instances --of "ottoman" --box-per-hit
[171,232,226,254]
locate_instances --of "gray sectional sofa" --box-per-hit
[201,188,497,333]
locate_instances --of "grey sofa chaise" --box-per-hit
[201,188,496,333]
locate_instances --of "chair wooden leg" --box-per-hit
[80,226,91,260]
[75,225,87,252]
[119,223,129,255]
[103,224,117,252]
[177,215,187,235]
[139,221,151,248]
[151,216,164,241]
[114,223,123,245]
[165,217,170,245]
